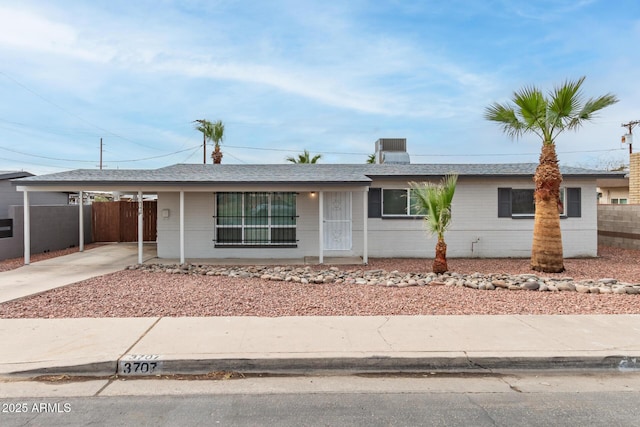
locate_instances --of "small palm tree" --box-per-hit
[484,76,618,273]
[410,174,458,274]
[210,120,224,164]
[366,153,376,164]
[286,150,322,164]
[194,119,225,164]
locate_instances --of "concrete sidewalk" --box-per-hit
[0,243,157,303]
[1,315,639,377]
[1,245,639,378]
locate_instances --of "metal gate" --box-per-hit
[323,192,352,250]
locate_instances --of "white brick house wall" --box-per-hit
[155,177,599,260]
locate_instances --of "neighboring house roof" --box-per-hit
[0,170,33,180]
[12,163,626,187]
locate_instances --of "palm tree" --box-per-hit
[410,175,458,274]
[366,153,376,164]
[210,120,224,164]
[485,77,618,273]
[286,150,322,164]
[194,119,225,164]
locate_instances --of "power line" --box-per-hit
[0,155,71,170]
[0,70,163,151]
[181,145,203,163]
[221,149,248,164]
[112,145,204,162]
[413,148,626,157]
[1,137,625,166]
[0,145,95,163]
[224,144,626,158]
[0,144,202,163]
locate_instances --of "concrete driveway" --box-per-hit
[0,243,157,304]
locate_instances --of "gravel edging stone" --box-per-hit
[131,263,640,296]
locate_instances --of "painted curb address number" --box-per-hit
[118,354,163,375]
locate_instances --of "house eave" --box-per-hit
[14,180,371,193]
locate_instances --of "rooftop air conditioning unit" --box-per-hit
[374,138,410,164]
[375,138,406,153]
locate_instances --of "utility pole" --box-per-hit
[99,137,103,170]
[193,119,207,164]
[621,120,639,154]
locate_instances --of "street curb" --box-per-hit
[7,355,640,378]
[6,361,117,378]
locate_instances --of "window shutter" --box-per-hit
[368,188,382,218]
[567,188,581,217]
[498,188,512,217]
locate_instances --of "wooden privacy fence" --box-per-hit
[92,201,157,242]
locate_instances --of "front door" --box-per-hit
[323,192,352,250]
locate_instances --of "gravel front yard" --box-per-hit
[0,246,638,318]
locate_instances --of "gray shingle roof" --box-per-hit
[359,163,623,177]
[1,171,33,180]
[12,163,626,187]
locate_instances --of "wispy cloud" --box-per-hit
[0,0,636,173]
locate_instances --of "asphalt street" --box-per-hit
[2,373,640,426]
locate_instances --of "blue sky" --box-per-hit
[1,0,638,175]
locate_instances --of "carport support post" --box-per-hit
[363,187,368,264]
[318,191,324,264]
[78,191,84,252]
[137,191,143,264]
[179,191,185,264]
[23,190,30,265]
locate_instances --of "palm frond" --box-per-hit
[513,85,546,129]
[409,175,457,240]
[568,93,620,130]
[286,149,321,163]
[484,103,526,140]
[486,76,618,145]
[211,120,225,147]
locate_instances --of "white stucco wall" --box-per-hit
[155,177,599,260]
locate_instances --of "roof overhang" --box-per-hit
[15,182,370,193]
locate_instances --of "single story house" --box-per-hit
[597,174,630,204]
[13,156,625,265]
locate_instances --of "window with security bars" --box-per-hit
[215,192,297,246]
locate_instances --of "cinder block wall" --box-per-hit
[630,152,640,204]
[0,205,93,260]
[597,205,640,250]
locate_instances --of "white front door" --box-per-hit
[323,192,352,250]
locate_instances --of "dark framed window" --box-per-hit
[511,189,536,216]
[498,187,579,218]
[381,189,422,217]
[612,198,628,204]
[215,192,297,246]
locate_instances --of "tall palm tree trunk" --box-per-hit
[212,146,223,164]
[531,144,564,273]
[433,237,448,274]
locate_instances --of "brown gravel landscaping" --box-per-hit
[0,246,638,318]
